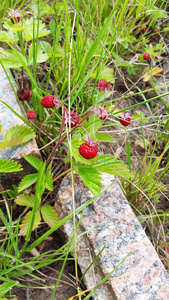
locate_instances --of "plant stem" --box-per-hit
[46,107,66,166]
[0,185,10,209]
[46,109,93,166]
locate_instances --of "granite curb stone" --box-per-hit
[56,172,169,300]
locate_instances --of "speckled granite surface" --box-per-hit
[0,66,39,189]
[56,173,169,300]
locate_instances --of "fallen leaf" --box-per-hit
[143,67,162,82]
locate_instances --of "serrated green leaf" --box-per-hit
[93,154,133,179]
[77,165,102,195]
[0,125,35,150]
[94,91,113,104]
[0,158,22,173]
[22,18,51,41]
[20,210,41,236]
[28,43,49,65]
[23,155,42,171]
[91,67,114,83]
[40,41,52,54]
[18,174,38,193]
[71,140,98,165]
[45,163,53,191]
[0,31,18,43]
[0,48,27,69]
[95,133,114,143]
[15,193,35,207]
[40,41,64,58]
[41,205,59,227]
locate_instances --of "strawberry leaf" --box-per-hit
[23,155,42,171]
[95,132,114,143]
[28,43,49,65]
[20,210,41,236]
[0,125,35,150]
[18,174,38,193]
[0,158,22,173]
[76,165,102,195]
[45,163,53,191]
[41,205,59,228]
[93,154,134,179]
[15,193,35,207]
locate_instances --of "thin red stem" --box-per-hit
[78,125,91,143]
[46,109,93,166]
[101,88,107,106]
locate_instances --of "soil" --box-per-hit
[11,232,78,300]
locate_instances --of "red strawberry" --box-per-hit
[40,95,54,108]
[63,109,79,127]
[79,139,98,159]
[17,88,30,101]
[120,112,131,126]
[143,53,150,60]
[8,9,20,24]
[27,110,36,119]
[142,28,146,33]
[45,17,50,25]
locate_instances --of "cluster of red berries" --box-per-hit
[16,77,132,159]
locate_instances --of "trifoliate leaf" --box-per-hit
[0,125,35,150]
[0,158,22,173]
[18,174,38,193]
[93,154,133,179]
[41,205,59,227]
[76,165,102,195]
[22,18,51,41]
[23,155,42,171]
[15,193,35,207]
[20,210,41,236]
[95,133,114,143]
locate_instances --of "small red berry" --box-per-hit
[17,88,30,101]
[143,53,150,60]
[27,110,36,120]
[45,17,50,25]
[97,79,112,92]
[79,139,98,159]
[63,109,79,127]
[120,112,131,126]
[8,9,20,24]
[40,95,54,108]
[141,28,146,34]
